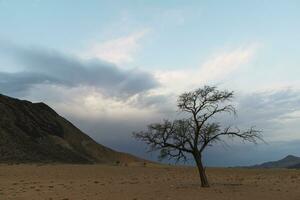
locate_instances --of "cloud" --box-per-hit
[154,44,259,95]
[1,40,300,164]
[199,44,258,80]
[57,86,300,166]
[0,72,59,95]
[0,41,158,97]
[235,88,300,141]
[82,29,149,64]
[237,88,300,123]
[21,84,165,145]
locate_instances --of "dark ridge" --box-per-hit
[0,94,142,164]
[248,155,300,169]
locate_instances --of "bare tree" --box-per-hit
[133,86,262,187]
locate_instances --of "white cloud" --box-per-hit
[199,44,258,80]
[24,84,160,123]
[83,29,149,65]
[276,110,300,123]
[154,44,259,94]
[16,41,300,145]
[12,42,260,124]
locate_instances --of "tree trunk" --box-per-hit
[194,152,209,187]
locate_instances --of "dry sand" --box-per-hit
[1,164,300,200]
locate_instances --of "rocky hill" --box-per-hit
[250,155,300,169]
[0,94,141,164]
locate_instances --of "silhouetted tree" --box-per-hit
[133,86,262,187]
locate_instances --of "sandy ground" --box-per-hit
[1,164,300,200]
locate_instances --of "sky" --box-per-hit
[0,0,300,166]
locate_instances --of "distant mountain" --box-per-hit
[250,155,300,169]
[288,162,300,169]
[0,94,142,164]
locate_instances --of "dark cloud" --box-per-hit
[203,139,300,167]
[61,87,300,166]
[0,72,60,95]
[1,41,300,167]
[0,41,158,97]
[69,112,300,167]
[235,89,300,129]
[207,88,300,126]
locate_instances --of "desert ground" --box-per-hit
[1,164,300,200]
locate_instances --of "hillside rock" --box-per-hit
[251,155,300,169]
[0,94,141,164]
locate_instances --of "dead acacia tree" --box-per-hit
[133,86,262,187]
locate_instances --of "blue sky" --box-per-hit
[1,0,300,166]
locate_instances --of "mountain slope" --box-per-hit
[288,162,300,169]
[251,155,300,169]
[0,94,141,164]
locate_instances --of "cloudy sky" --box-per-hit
[1,0,300,166]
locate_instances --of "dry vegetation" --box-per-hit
[1,164,300,200]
